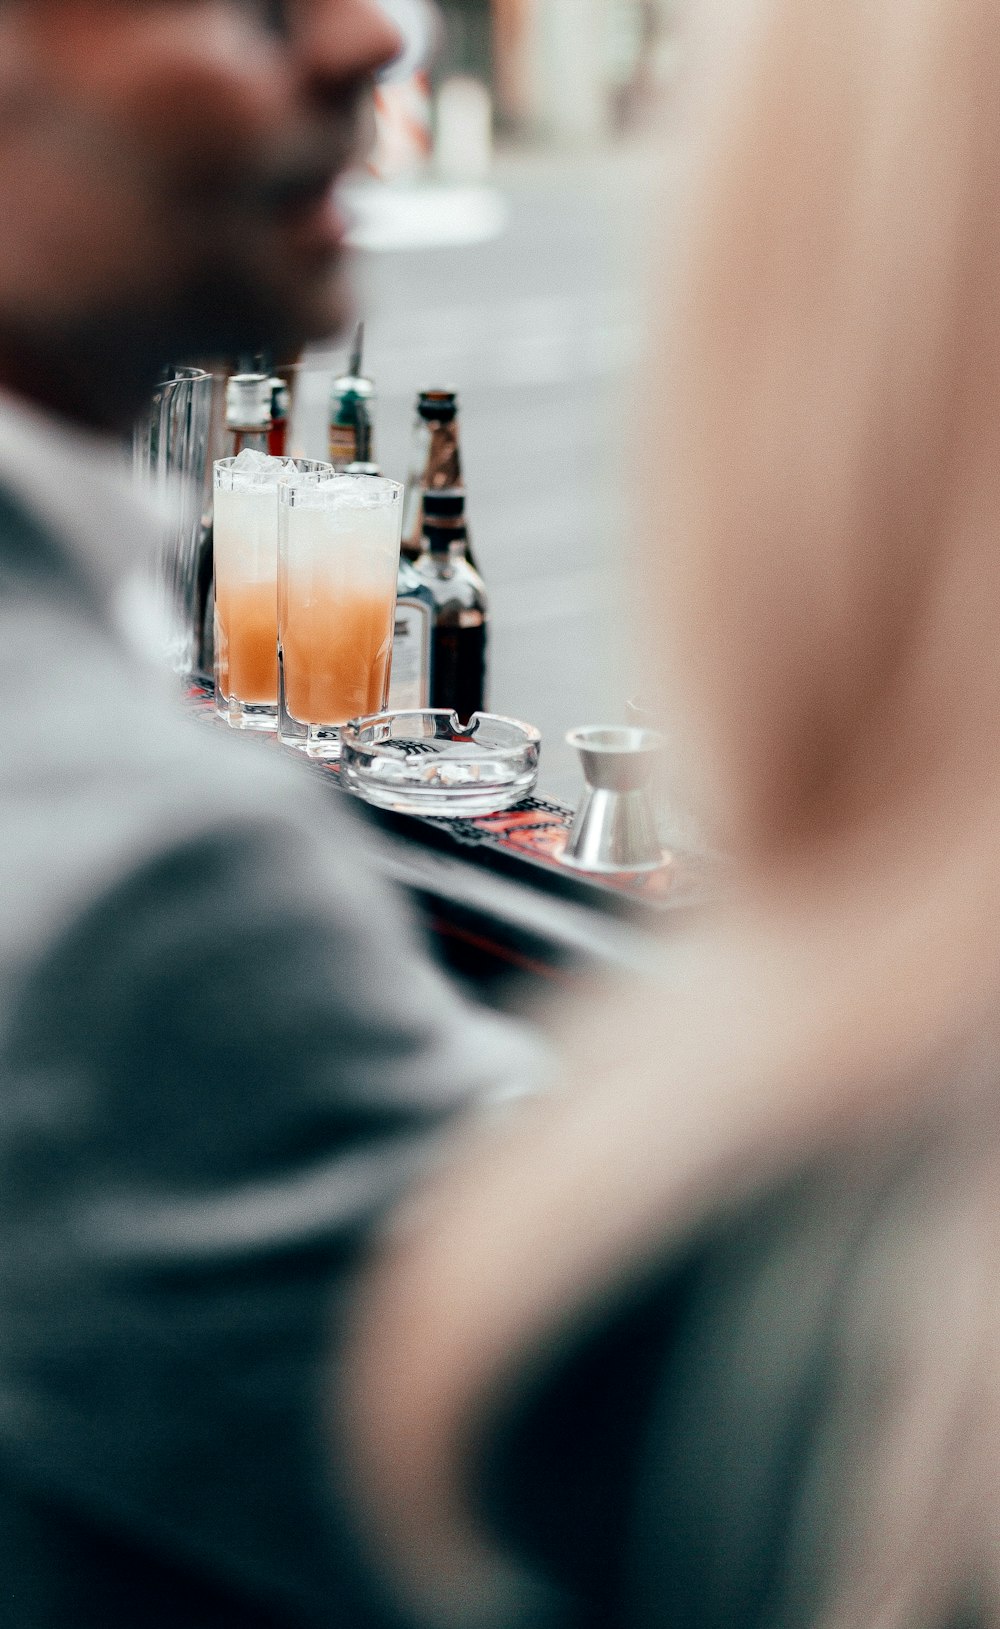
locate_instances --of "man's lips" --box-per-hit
[279,181,349,256]
[258,137,363,249]
[170,124,365,260]
[173,92,373,246]
[264,158,348,212]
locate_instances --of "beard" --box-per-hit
[0,247,351,432]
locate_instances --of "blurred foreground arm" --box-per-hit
[0,712,540,1626]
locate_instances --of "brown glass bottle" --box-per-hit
[413,492,487,720]
[402,388,478,570]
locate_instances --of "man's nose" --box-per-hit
[297,1,404,92]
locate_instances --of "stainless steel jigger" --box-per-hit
[563,726,666,872]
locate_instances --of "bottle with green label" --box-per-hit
[329,323,375,470]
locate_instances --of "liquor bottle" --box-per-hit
[402,388,477,568]
[413,491,487,720]
[329,322,375,469]
[224,372,272,455]
[267,371,290,457]
[388,553,434,711]
[241,349,291,458]
[345,462,434,712]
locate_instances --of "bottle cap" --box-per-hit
[225,373,272,429]
[332,374,376,402]
[332,321,374,408]
[423,491,464,519]
[418,388,458,422]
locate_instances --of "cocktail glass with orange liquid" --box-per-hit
[278,473,403,756]
[213,453,330,729]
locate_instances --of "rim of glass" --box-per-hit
[565,725,663,755]
[214,456,333,491]
[340,709,541,758]
[214,455,332,471]
[277,472,403,505]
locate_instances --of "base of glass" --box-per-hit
[342,773,534,817]
[218,692,277,731]
[278,722,343,758]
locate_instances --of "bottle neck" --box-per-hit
[423,522,467,559]
[422,418,462,491]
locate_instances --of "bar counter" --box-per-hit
[187,684,713,1011]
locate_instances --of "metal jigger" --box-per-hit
[563,726,666,872]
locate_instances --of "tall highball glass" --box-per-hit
[213,456,330,730]
[278,473,403,756]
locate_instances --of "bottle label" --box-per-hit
[388,598,432,710]
[329,424,358,467]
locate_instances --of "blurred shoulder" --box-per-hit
[0,522,376,972]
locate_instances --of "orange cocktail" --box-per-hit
[214,576,279,707]
[278,473,403,755]
[281,591,394,723]
[214,455,330,730]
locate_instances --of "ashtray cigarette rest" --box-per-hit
[339,709,540,817]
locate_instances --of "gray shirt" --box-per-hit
[0,397,540,1626]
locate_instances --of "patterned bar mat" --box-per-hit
[187,686,711,912]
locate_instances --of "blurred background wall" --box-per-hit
[293,0,675,801]
[490,0,676,144]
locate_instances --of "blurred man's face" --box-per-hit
[0,1,401,422]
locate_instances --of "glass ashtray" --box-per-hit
[339,710,541,817]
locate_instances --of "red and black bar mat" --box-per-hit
[186,685,714,920]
